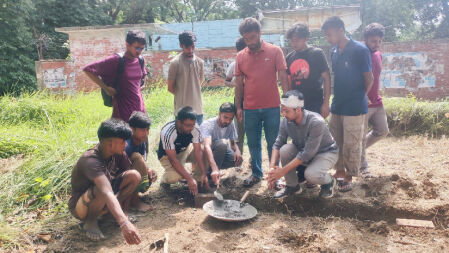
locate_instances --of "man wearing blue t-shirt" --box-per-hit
[321,16,374,192]
[126,111,157,211]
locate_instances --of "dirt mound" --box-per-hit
[276,226,322,251]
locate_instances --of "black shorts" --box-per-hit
[110,174,125,194]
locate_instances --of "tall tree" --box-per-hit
[0,0,37,95]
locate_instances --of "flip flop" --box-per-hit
[338,181,353,192]
[360,169,375,179]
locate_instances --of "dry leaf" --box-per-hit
[38,233,52,242]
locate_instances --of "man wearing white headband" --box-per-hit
[267,90,339,198]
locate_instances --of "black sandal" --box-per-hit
[338,181,353,192]
[243,176,261,187]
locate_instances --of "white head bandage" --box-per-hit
[281,95,304,109]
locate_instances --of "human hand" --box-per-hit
[267,166,284,189]
[121,221,142,245]
[210,169,220,186]
[320,102,330,119]
[104,86,117,97]
[234,149,243,166]
[237,108,243,122]
[200,174,211,191]
[147,168,158,183]
[187,178,198,196]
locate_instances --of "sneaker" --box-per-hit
[319,178,336,198]
[160,182,170,191]
[273,184,302,199]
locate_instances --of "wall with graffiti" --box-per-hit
[381,52,443,89]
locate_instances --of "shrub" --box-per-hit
[384,96,449,137]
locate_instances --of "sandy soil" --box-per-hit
[13,137,449,252]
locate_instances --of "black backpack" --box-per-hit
[101,53,146,107]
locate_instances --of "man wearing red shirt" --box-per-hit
[361,23,389,178]
[234,18,289,187]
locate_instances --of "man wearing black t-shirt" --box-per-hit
[285,23,331,119]
[158,106,209,196]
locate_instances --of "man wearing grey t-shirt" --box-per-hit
[200,102,243,186]
[267,90,339,199]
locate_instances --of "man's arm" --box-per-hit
[203,137,219,175]
[93,175,141,244]
[167,60,178,94]
[363,72,374,95]
[321,70,332,118]
[270,120,288,168]
[267,155,303,189]
[167,79,175,94]
[230,139,242,166]
[84,71,116,97]
[192,142,209,188]
[235,75,244,122]
[278,70,290,93]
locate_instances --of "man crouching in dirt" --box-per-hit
[200,102,243,187]
[158,106,210,196]
[126,111,158,211]
[68,119,141,244]
[267,90,339,199]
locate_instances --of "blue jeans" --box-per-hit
[244,107,280,178]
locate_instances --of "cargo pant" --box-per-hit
[160,144,204,184]
[280,144,337,186]
[329,114,365,177]
[361,106,389,169]
[209,139,238,170]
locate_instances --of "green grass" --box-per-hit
[0,86,234,249]
[0,87,448,249]
[384,95,449,137]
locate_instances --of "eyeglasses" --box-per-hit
[134,46,145,51]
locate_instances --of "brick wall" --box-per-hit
[379,39,449,99]
[35,32,449,100]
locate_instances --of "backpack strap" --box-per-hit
[138,56,146,87]
[113,52,126,93]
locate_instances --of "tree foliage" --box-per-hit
[0,0,37,95]
[0,0,448,95]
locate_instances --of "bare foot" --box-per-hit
[333,170,346,179]
[133,199,153,212]
[83,220,105,241]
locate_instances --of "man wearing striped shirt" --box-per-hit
[157,106,209,195]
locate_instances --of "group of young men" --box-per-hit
[71,15,389,244]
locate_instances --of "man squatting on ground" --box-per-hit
[167,31,205,125]
[69,119,143,244]
[200,102,243,186]
[322,16,374,192]
[125,111,158,211]
[158,106,210,196]
[225,37,247,157]
[267,90,339,198]
[83,30,147,123]
[360,23,389,178]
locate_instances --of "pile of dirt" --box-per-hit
[17,137,449,252]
